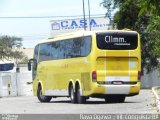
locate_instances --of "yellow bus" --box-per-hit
[28,30,141,104]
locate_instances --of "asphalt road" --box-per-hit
[0,89,158,114]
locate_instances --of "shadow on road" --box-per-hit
[37,99,140,104]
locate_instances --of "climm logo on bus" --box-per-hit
[51,18,111,30]
[105,35,130,46]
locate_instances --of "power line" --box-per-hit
[0,14,106,19]
[19,34,48,38]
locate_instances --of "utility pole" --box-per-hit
[82,0,86,30]
[88,0,91,31]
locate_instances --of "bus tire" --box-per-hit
[105,95,125,103]
[37,85,52,102]
[77,84,86,104]
[69,84,77,103]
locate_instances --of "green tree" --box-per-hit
[0,35,24,60]
[139,0,160,16]
[139,0,160,71]
[101,0,159,73]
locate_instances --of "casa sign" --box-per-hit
[50,17,112,36]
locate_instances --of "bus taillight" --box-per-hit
[92,71,97,82]
[138,71,141,80]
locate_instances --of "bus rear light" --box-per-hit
[92,71,97,82]
[138,71,141,80]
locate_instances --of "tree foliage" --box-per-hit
[101,0,160,73]
[146,16,160,56]
[0,35,24,60]
[139,0,160,72]
[139,0,160,16]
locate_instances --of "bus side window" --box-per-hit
[81,36,91,56]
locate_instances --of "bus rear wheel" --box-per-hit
[69,84,77,103]
[77,84,86,104]
[37,86,52,102]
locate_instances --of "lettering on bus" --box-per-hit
[105,35,130,46]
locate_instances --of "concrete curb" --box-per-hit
[152,87,160,112]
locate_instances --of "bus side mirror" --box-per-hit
[28,61,32,71]
[28,59,37,71]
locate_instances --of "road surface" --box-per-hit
[0,89,158,114]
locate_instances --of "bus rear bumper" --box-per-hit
[87,82,140,97]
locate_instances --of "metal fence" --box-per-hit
[0,67,33,97]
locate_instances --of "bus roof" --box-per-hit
[37,29,137,45]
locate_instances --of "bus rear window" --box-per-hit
[96,32,138,50]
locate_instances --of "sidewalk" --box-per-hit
[152,87,160,112]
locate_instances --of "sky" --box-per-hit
[0,0,108,48]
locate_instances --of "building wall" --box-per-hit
[141,69,160,89]
[19,48,34,59]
